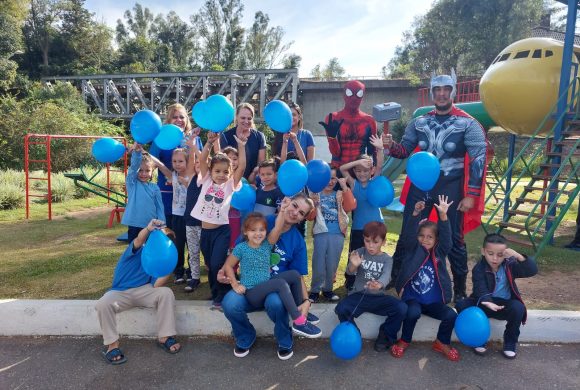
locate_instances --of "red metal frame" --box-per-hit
[418,79,481,106]
[24,133,128,220]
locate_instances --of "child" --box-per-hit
[121,144,165,243]
[309,170,356,302]
[456,233,538,359]
[183,155,202,292]
[392,195,460,361]
[153,137,197,284]
[223,146,243,249]
[254,159,285,217]
[223,211,321,346]
[339,134,384,289]
[334,221,407,352]
[96,219,181,365]
[191,132,246,310]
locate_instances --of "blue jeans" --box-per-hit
[222,289,292,350]
[402,300,457,344]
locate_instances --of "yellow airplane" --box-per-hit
[479,37,579,136]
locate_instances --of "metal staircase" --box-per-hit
[483,78,580,256]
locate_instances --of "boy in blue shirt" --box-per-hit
[95,219,181,365]
[456,233,537,359]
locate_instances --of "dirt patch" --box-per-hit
[52,206,112,220]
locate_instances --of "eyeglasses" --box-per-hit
[205,194,224,204]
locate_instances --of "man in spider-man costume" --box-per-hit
[383,70,488,302]
[319,80,377,168]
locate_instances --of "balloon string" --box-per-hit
[348,288,368,322]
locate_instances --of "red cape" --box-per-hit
[400,106,490,234]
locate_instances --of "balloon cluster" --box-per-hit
[192,95,235,132]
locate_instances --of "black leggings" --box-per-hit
[245,270,303,320]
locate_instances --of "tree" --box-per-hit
[0,1,28,89]
[309,58,345,81]
[22,0,61,74]
[115,3,154,44]
[152,11,198,70]
[115,3,157,73]
[192,0,245,70]
[243,11,293,69]
[386,0,544,78]
[282,53,301,69]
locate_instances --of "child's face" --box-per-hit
[364,235,385,255]
[211,161,231,184]
[417,226,437,251]
[245,221,267,247]
[259,166,276,187]
[172,152,187,174]
[226,152,239,171]
[481,242,508,271]
[324,170,338,191]
[353,162,373,183]
[138,162,153,182]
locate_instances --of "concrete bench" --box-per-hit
[1,299,579,342]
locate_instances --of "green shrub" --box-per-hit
[0,169,24,188]
[50,173,77,203]
[0,183,24,210]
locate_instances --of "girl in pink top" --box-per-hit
[191,132,247,309]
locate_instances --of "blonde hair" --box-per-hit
[235,103,255,129]
[165,103,192,133]
[172,148,189,162]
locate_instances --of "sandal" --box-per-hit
[432,340,460,362]
[101,347,127,365]
[158,336,181,354]
[390,339,410,358]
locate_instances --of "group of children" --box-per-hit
[119,108,537,361]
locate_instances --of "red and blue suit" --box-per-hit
[386,106,487,298]
[320,80,378,168]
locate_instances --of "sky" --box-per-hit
[84,0,435,77]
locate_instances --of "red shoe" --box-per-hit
[390,339,410,358]
[432,340,460,362]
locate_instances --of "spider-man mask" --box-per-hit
[343,80,365,111]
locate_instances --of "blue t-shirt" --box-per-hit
[220,127,266,178]
[266,215,308,275]
[319,191,341,234]
[352,179,383,230]
[286,129,315,156]
[254,187,284,216]
[232,241,273,289]
[111,243,155,291]
[493,264,511,299]
[402,257,442,305]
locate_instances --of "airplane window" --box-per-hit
[514,50,530,59]
[491,55,501,65]
[545,50,553,57]
[532,49,542,58]
[498,53,510,62]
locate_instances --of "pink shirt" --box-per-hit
[191,173,241,225]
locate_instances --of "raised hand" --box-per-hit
[319,113,344,138]
[337,177,348,190]
[382,133,393,148]
[434,195,454,216]
[359,158,373,169]
[233,135,247,147]
[146,218,165,232]
[369,134,384,150]
[207,132,219,145]
[413,201,426,216]
[503,247,525,262]
[349,250,363,268]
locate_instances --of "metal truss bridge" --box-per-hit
[41,69,298,120]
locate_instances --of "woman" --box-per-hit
[219,103,266,179]
[219,193,320,360]
[274,102,315,161]
[149,103,202,228]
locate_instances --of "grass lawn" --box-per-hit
[1,197,578,304]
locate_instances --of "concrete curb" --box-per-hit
[1,299,579,342]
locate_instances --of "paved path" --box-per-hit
[1,337,578,389]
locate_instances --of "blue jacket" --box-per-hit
[470,255,537,323]
[395,214,453,304]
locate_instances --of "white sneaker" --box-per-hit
[502,350,517,359]
[474,346,487,355]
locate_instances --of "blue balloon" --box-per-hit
[154,124,184,150]
[366,176,395,208]
[278,159,308,196]
[192,94,235,132]
[455,306,491,347]
[407,151,440,191]
[330,322,362,360]
[92,138,126,163]
[130,110,162,143]
[141,230,178,278]
[263,100,292,133]
[231,183,256,211]
[306,160,332,193]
